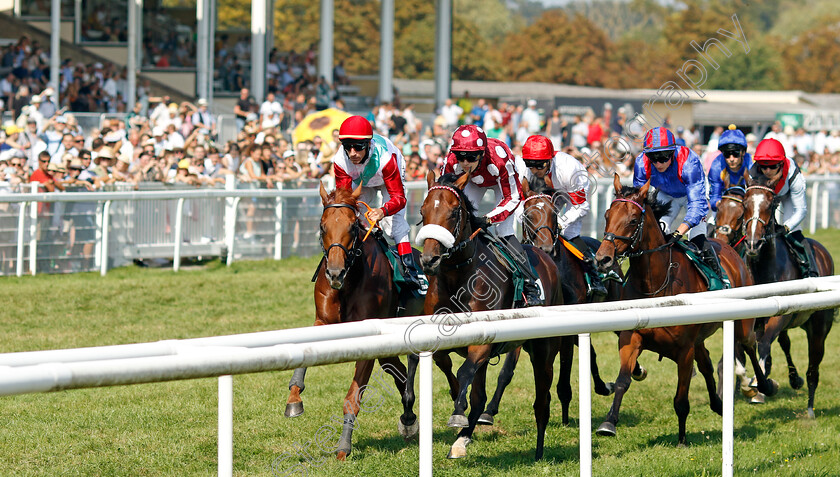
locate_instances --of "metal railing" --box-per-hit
[0,176,838,277]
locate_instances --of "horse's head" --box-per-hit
[594,174,655,271]
[415,171,472,275]
[742,173,780,257]
[714,177,747,245]
[319,182,362,289]
[521,177,558,255]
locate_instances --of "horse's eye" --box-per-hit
[629,218,638,226]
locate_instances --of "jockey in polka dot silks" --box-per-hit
[439,124,543,306]
[332,115,424,290]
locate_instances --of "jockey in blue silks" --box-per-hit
[708,124,753,215]
[633,126,722,277]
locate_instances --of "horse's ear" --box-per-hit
[639,179,650,201]
[351,183,363,200]
[766,167,784,189]
[744,171,753,187]
[319,181,329,205]
[544,175,555,190]
[521,178,532,198]
[723,172,731,189]
[613,173,622,194]
[454,172,470,190]
[426,170,436,189]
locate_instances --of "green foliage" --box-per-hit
[782,21,840,93]
[704,38,788,91]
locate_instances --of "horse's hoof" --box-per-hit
[807,408,815,419]
[596,422,616,437]
[336,450,348,461]
[766,379,780,397]
[632,366,647,382]
[599,382,616,396]
[741,386,758,399]
[398,418,419,440]
[748,376,758,388]
[477,413,495,426]
[750,392,765,404]
[284,401,304,418]
[790,375,805,390]
[446,436,471,459]
[447,414,469,428]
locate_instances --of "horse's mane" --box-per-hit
[751,174,778,189]
[617,185,671,221]
[528,175,557,196]
[437,173,482,229]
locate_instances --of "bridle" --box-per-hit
[602,198,648,257]
[715,186,746,246]
[521,193,558,252]
[321,203,363,270]
[425,185,475,267]
[742,185,782,251]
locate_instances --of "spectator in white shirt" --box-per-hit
[259,92,283,127]
[440,98,463,129]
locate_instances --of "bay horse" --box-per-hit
[411,171,563,460]
[284,183,425,460]
[475,176,626,428]
[593,174,777,445]
[741,173,835,417]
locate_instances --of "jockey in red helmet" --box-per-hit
[332,115,425,290]
[439,124,543,306]
[516,134,606,298]
[748,138,815,276]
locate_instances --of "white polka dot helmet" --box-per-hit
[449,125,487,152]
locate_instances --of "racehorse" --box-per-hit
[593,174,777,445]
[712,182,747,248]
[475,176,625,428]
[741,174,835,417]
[410,171,563,460]
[284,183,425,460]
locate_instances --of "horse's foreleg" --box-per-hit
[674,347,695,447]
[590,342,615,395]
[804,311,834,419]
[597,331,642,437]
[336,359,375,460]
[737,319,779,398]
[557,336,575,425]
[433,352,460,402]
[448,355,484,428]
[479,347,521,426]
[448,364,488,459]
[778,330,804,390]
[694,341,722,416]
[757,315,788,377]
[529,339,554,461]
[285,367,307,418]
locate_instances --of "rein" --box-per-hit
[521,194,559,252]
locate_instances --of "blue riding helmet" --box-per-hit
[643,127,677,153]
[718,126,747,150]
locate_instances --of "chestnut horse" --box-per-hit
[411,171,563,460]
[741,174,835,417]
[593,175,777,445]
[475,177,626,428]
[284,183,424,460]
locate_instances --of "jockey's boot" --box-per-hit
[571,236,607,300]
[786,230,819,278]
[504,235,544,307]
[696,236,724,279]
[400,252,426,291]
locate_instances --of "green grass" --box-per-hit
[0,232,838,476]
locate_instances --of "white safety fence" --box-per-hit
[0,276,839,476]
[1,175,839,277]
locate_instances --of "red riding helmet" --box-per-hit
[338,115,373,140]
[522,135,555,161]
[753,138,786,165]
[449,125,487,152]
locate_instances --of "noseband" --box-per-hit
[521,194,558,250]
[321,203,363,268]
[602,198,647,257]
[426,185,474,265]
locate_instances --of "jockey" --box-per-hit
[441,124,543,306]
[633,126,722,277]
[515,134,607,298]
[748,138,816,277]
[332,115,424,289]
[709,124,753,215]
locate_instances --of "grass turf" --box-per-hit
[0,232,838,476]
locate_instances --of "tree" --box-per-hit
[782,21,840,92]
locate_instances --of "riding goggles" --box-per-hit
[523,159,549,169]
[342,140,369,152]
[720,147,743,158]
[453,150,483,163]
[646,150,673,164]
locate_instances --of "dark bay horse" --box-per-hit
[284,183,424,460]
[741,174,835,417]
[475,177,624,428]
[412,171,563,460]
[593,174,777,445]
